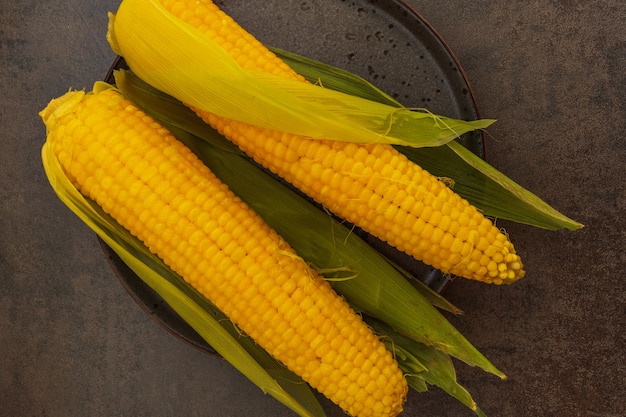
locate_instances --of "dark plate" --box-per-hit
[101,0,486,357]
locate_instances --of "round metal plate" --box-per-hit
[102,0,485,356]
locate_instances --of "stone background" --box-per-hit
[1,1,623,416]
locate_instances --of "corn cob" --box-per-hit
[40,87,408,417]
[152,0,525,285]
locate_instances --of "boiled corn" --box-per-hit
[40,87,408,417]
[156,0,524,284]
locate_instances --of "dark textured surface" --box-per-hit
[1,1,624,416]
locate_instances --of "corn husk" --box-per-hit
[106,0,494,149]
[276,48,583,231]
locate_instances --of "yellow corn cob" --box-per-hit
[40,87,408,417]
[156,0,524,284]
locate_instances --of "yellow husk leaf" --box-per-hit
[107,0,494,148]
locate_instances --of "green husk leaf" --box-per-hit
[40,90,326,417]
[406,375,429,393]
[370,318,485,415]
[107,0,493,148]
[404,141,584,230]
[274,48,583,231]
[114,69,506,379]
[274,48,403,108]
